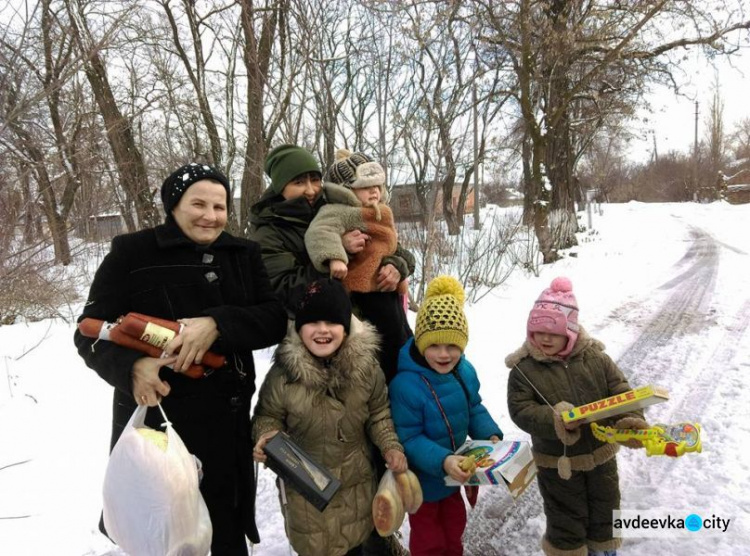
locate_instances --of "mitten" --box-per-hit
[614,416,650,449]
[552,402,581,446]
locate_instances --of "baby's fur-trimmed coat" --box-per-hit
[252,317,404,556]
[304,183,407,294]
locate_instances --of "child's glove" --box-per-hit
[613,417,650,449]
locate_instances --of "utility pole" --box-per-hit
[472,77,481,230]
[693,101,699,201]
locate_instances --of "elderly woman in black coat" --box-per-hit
[74,163,287,556]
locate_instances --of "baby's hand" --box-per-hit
[329,259,348,279]
[443,455,473,483]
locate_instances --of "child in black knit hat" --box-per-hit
[252,278,407,556]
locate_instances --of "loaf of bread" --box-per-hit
[372,484,404,536]
[137,428,168,452]
[393,470,423,514]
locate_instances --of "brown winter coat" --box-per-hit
[253,317,404,556]
[505,327,644,472]
[304,183,407,294]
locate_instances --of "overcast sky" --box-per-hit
[628,47,750,163]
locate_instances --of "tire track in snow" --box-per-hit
[663,300,750,422]
[623,299,750,499]
[615,226,719,386]
[464,482,545,555]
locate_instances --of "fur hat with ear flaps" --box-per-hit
[324,149,388,202]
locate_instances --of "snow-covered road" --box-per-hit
[463,211,750,555]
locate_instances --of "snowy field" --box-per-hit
[1,201,749,555]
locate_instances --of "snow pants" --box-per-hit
[537,458,620,555]
[408,491,466,556]
[350,291,412,383]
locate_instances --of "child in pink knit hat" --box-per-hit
[505,277,649,556]
[526,276,580,359]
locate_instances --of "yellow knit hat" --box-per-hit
[415,276,469,355]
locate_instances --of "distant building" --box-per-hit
[725,183,750,204]
[79,213,125,240]
[389,182,475,222]
[721,160,750,205]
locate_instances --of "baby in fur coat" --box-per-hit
[304,149,414,383]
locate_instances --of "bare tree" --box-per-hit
[237,0,287,233]
[705,80,726,181]
[728,117,750,160]
[0,0,86,264]
[157,0,232,167]
[388,1,510,236]
[65,0,158,229]
[477,0,750,262]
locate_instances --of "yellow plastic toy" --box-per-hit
[590,422,702,457]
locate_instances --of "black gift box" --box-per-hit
[263,431,341,512]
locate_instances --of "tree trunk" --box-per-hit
[20,165,40,245]
[541,0,578,251]
[6,102,72,264]
[517,0,557,263]
[66,0,157,229]
[442,174,461,236]
[238,0,282,235]
[35,165,72,265]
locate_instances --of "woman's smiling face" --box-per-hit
[171,179,228,244]
[299,321,345,358]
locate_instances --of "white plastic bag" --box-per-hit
[372,470,405,537]
[102,404,212,556]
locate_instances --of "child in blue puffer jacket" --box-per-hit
[389,276,503,556]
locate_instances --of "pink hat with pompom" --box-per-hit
[527,277,579,358]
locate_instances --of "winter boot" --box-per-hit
[361,530,388,556]
[386,532,410,556]
[588,551,617,556]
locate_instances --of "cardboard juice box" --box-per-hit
[263,431,341,512]
[561,385,669,424]
[445,440,537,500]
